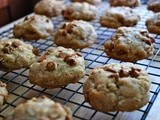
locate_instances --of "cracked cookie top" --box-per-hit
[147,0,160,13]
[13,15,54,40]
[83,63,151,112]
[100,7,140,28]
[34,0,65,17]
[104,27,155,62]
[54,20,97,50]
[62,2,97,21]
[5,96,72,120]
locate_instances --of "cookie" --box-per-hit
[147,0,160,13]
[146,13,160,35]
[0,38,38,71]
[5,96,72,120]
[72,0,102,5]
[104,27,155,62]
[109,0,141,7]
[83,63,151,112]
[54,20,97,50]
[13,15,54,40]
[34,0,65,17]
[62,2,97,21]
[29,47,85,89]
[0,81,8,107]
[100,7,140,28]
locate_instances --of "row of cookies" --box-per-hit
[1,63,151,118]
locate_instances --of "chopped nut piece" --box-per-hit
[0,81,7,87]
[119,69,129,77]
[32,48,39,55]
[38,55,47,62]
[46,62,56,71]
[2,47,12,54]
[104,67,117,73]
[64,56,76,66]
[130,67,140,78]
[59,53,68,59]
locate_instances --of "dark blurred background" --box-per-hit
[0,0,39,27]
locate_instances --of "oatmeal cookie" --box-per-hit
[34,0,65,17]
[62,2,97,21]
[0,81,8,107]
[13,15,54,40]
[83,63,151,112]
[109,0,141,7]
[5,96,72,120]
[104,27,155,62]
[146,13,160,35]
[100,7,140,28]
[0,38,38,71]
[147,0,160,13]
[29,47,85,89]
[54,20,97,50]
[72,0,102,5]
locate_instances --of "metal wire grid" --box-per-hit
[0,1,160,120]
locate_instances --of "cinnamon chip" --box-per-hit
[12,41,19,48]
[64,56,76,66]
[46,62,56,71]
[32,48,39,55]
[66,24,76,33]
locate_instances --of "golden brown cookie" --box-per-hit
[104,27,155,62]
[83,63,151,112]
[5,96,72,120]
[72,0,102,5]
[34,0,65,17]
[54,20,97,50]
[0,38,38,71]
[100,7,140,28]
[29,47,85,89]
[147,0,160,13]
[146,13,160,35]
[62,2,97,21]
[13,15,54,40]
[109,0,141,7]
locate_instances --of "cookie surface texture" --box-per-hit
[104,27,155,62]
[83,63,151,112]
[0,38,37,71]
[29,47,85,88]
[54,20,97,50]
[13,15,54,40]
[146,13,160,35]
[5,96,72,120]
[34,0,65,17]
[100,7,140,28]
[62,2,97,21]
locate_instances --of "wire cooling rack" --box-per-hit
[0,1,160,120]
